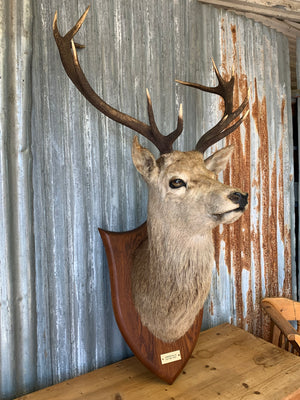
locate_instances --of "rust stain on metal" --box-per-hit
[251,79,270,339]
[213,23,252,329]
[251,79,289,339]
[247,84,262,337]
[278,137,284,244]
[212,21,292,338]
[280,98,292,299]
[283,225,292,297]
[281,98,286,128]
[209,300,214,316]
[270,158,279,293]
[250,87,292,339]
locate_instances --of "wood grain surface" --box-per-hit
[17,323,300,400]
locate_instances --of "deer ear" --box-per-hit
[132,136,158,182]
[204,145,234,174]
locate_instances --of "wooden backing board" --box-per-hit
[284,387,300,400]
[99,222,203,384]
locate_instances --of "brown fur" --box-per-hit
[131,137,247,342]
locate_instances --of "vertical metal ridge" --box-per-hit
[0,0,36,397]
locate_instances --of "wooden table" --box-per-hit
[17,323,300,400]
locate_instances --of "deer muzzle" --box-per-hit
[228,191,248,210]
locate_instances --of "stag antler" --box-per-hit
[53,6,183,155]
[176,60,249,153]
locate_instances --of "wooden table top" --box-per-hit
[17,323,300,400]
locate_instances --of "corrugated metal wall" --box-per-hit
[0,0,295,398]
[0,1,36,397]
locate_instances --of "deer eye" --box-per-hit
[169,178,186,189]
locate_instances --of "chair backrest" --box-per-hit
[261,297,300,355]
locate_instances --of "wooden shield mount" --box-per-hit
[99,222,203,384]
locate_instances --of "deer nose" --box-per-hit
[228,192,248,208]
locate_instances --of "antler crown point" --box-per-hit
[179,103,183,116]
[84,5,91,15]
[231,64,235,77]
[243,109,250,119]
[146,88,152,102]
[53,10,58,30]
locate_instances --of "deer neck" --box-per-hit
[146,188,215,278]
[131,189,215,342]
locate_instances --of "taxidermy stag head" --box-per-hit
[53,7,249,343]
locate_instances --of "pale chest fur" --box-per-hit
[131,222,215,342]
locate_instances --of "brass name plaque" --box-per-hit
[160,350,182,365]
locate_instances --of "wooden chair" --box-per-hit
[262,297,300,355]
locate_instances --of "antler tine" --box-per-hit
[196,108,249,152]
[53,8,183,155]
[176,61,249,154]
[53,7,90,89]
[145,90,183,154]
[168,103,184,144]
